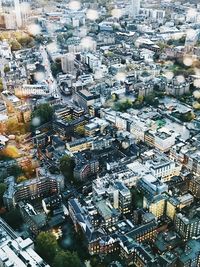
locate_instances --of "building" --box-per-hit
[14,0,23,28]
[0,218,49,267]
[166,197,179,221]
[119,237,156,266]
[133,245,157,267]
[67,37,96,53]
[85,122,100,137]
[177,240,200,267]
[68,198,85,231]
[189,176,200,198]
[19,202,47,235]
[86,53,101,72]
[127,220,157,243]
[92,136,113,151]
[187,151,200,176]
[114,182,132,215]
[74,152,99,181]
[137,175,168,207]
[144,130,176,152]
[130,0,140,18]
[1,91,21,112]
[3,175,64,209]
[175,209,200,240]
[93,178,131,215]
[75,89,100,111]
[61,53,75,74]
[1,0,31,29]
[149,194,166,218]
[145,153,181,182]
[96,200,120,227]
[14,84,49,97]
[66,137,93,152]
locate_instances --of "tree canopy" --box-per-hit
[36,232,81,267]
[31,103,54,128]
[74,125,85,137]
[3,209,23,229]
[51,60,62,77]
[113,99,133,112]
[10,40,22,51]
[0,79,3,92]
[53,250,81,267]
[36,232,58,263]
[60,155,75,181]
[4,65,10,73]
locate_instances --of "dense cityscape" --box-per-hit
[0,0,200,266]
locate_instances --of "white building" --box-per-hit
[0,218,50,267]
[3,12,17,29]
[61,53,75,74]
[145,153,181,182]
[130,118,148,142]
[154,131,176,153]
[130,0,140,18]
[150,9,165,21]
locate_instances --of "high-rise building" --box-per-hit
[130,0,140,18]
[0,0,30,29]
[0,0,2,12]
[14,0,22,28]
[61,53,75,74]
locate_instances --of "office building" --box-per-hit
[149,195,166,219]
[130,0,140,18]
[189,176,200,198]
[145,153,181,182]
[175,210,200,240]
[177,240,200,267]
[0,218,49,267]
[61,53,75,74]
[75,89,100,111]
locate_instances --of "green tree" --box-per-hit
[51,59,62,77]
[35,34,51,44]
[0,183,6,208]
[4,65,10,73]
[53,251,81,267]
[17,36,34,47]
[193,102,200,110]
[0,79,3,92]
[6,118,20,134]
[31,103,54,128]
[111,93,119,102]
[179,111,195,122]
[16,176,27,183]
[132,95,144,109]
[179,36,186,45]
[60,155,75,181]
[114,99,133,112]
[10,40,22,51]
[3,209,23,229]
[145,93,159,107]
[7,164,23,178]
[36,232,59,263]
[74,125,85,136]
